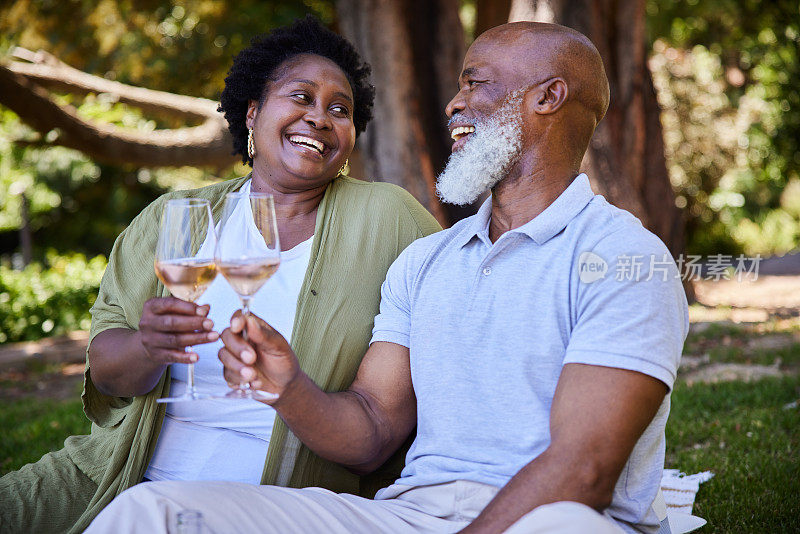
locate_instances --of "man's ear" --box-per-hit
[527,78,568,115]
[245,100,259,129]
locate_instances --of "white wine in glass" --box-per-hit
[154,260,217,302]
[217,258,279,297]
[215,191,281,401]
[154,198,217,403]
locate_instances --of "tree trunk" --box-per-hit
[335,0,467,226]
[476,0,512,37]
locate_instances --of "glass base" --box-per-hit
[211,387,279,402]
[156,391,211,403]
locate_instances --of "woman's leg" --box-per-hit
[0,447,97,534]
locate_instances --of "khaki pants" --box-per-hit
[85,479,624,533]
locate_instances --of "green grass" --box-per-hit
[667,376,800,532]
[700,341,800,368]
[1,317,798,532]
[684,316,800,370]
[2,377,797,532]
[0,394,89,474]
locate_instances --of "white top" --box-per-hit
[145,179,313,484]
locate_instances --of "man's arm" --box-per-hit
[218,313,417,473]
[463,363,668,533]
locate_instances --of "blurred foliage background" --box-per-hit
[0,0,798,342]
[647,0,800,256]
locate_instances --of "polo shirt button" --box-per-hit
[483,266,492,276]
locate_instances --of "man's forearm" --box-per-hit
[462,448,615,533]
[464,365,669,532]
[270,372,395,473]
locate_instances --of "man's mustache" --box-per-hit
[447,113,478,128]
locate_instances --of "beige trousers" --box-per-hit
[85,479,625,534]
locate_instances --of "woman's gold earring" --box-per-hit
[247,128,256,160]
[337,158,350,177]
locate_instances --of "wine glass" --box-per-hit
[153,198,217,403]
[215,191,281,400]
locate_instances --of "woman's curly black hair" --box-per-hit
[219,15,375,165]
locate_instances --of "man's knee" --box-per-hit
[106,481,182,511]
[504,501,624,534]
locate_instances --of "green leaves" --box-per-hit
[0,1,332,99]
[648,0,800,255]
[0,252,106,343]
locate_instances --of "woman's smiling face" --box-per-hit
[247,53,356,192]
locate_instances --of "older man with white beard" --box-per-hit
[86,21,688,534]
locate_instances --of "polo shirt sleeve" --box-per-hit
[564,230,689,391]
[370,244,416,348]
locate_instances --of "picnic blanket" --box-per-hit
[661,469,714,533]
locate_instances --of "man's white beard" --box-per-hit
[436,91,524,206]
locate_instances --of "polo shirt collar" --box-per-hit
[454,196,493,248]
[456,173,595,248]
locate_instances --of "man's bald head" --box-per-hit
[439,22,611,200]
[476,22,610,124]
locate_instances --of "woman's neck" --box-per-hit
[250,170,329,250]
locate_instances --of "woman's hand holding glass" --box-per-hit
[218,311,300,404]
[138,298,217,366]
[153,198,218,403]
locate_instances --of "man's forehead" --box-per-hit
[460,38,532,82]
[463,37,501,64]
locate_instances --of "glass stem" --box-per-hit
[239,297,251,391]
[186,356,196,397]
[185,295,198,399]
[241,297,251,341]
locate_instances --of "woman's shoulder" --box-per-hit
[158,176,249,203]
[132,176,249,225]
[332,176,442,235]
[333,175,412,200]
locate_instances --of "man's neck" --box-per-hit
[487,165,576,243]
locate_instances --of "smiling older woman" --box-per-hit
[0,16,440,533]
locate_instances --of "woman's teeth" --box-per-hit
[289,135,324,154]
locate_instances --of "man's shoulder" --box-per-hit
[382,216,475,291]
[383,214,476,283]
[574,196,671,258]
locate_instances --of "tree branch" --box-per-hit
[0,55,236,168]
[7,48,217,121]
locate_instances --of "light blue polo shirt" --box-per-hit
[370,174,689,533]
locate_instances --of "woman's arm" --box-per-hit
[88,297,218,397]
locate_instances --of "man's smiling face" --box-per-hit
[445,40,520,153]
[435,36,532,206]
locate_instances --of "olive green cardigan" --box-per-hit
[63,175,440,532]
